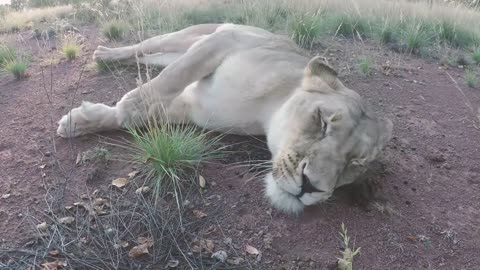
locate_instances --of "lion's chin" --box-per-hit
[264,173,304,215]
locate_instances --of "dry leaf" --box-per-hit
[191,239,214,253]
[128,243,150,258]
[191,238,202,253]
[203,225,217,235]
[75,153,82,165]
[93,198,108,206]
[58,217,75,225]
[2,194,11,199]
[112,178,128,188]
[48,250,60,256]
[227,257,244,265]
[165,259,179,268]
[193,210,207,219]
[199,175,206,188]
[245,244,259,255]
[407,235,417,242]
[205,239,215,253]
[135,186,151,194]
[39,164,47,169]
[41,259,67,270]
[128,171,139,178]
[73,202,96,216]
[64,205,73,210]
[137,236,154,247]
[36,222,48,231]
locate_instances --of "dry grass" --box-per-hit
[105,0,479,53]
[0,181,222,269]
[337,223,361,270]
[102,20,128,41]
[0,5,73,32]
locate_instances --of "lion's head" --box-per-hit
[264,57,393,214]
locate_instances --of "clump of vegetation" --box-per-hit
[465,69,478,88]
[61,35,81,60]
[337,223,361,270]
[376,21,396,44]
[76,146,110,165]
[95,60,111,72]
[0,44,16,65]
[437,20,477,48]
[4,59,29,79]
[0,45,28,79]
[102,20,127,41]
[473,48,480,65]
[291,13,321,48]
[330,13,369,38]
[402,22,431,53]
[125,119,225,202]
[0,5,72,32]
[358,57,373,76]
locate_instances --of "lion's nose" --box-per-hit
[296,162,325,198]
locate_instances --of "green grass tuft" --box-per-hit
[62,37,81,60]
[102,20,127,41]
[95,60,111,72]
[63,45,79,60]
[437,20,477,48]
[473,48,480,65]
[465,69,478,88]
[327,13,369,38]
[378,26,394,44]
[0,44,16,65]
[402,22,431,53]
[126,119,226,203]
[182,7,228,25]
[358,57,373,76]
[3,58,28,79]
[0,45,28,79]
[291,13,321,48]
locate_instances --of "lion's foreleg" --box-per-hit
[57,30,239,137]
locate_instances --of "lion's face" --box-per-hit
[265,57,393,214]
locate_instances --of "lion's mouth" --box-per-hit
[295,163,326,198]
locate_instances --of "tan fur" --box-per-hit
[57,24,393,214]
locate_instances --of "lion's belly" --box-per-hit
[177,81,267,135]
[175,47,306,135]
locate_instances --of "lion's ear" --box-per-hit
[305,56,339,90]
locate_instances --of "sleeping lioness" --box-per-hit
[57,24,393,214]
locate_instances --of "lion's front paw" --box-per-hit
[56,109,86,138]
[57,102,119,138]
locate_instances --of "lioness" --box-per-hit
[57,24,393,214]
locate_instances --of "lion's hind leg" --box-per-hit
[93,24,222,65]
[93,46,136,62]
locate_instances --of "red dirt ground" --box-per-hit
[1,26,480,269]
